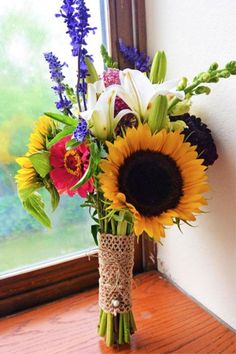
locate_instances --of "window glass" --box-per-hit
[0,0,106,275]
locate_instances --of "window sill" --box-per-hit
[0,271,234,353]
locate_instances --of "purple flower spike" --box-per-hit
[74,118,89,142]
[56,0,97,102]
[44,52,72,113]
[118,39,151,72]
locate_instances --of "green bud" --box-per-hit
[217,70,230,78]
[195,86,211,95]
[225,61,236,74]
[209,62,218,71]
[150,51,167,84]
[85,57,99,84]
[171,99,191,116]
[193,72,204,82]
[169,120,187,132]
[148,95,168,133]
[208,77,219,83]
[177,77,188,90]
[200,72,211,82]
[65,85,77,104]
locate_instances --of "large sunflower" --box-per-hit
[99,124,209,240]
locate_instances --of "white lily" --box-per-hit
[80,85,136,140]
[116,69,185,121]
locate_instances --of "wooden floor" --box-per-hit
[0,272,235,354]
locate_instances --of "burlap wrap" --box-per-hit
[98,233,135,315]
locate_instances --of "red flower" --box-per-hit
[49,135,94,197]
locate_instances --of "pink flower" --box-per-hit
[49,135,94,198]
[102,68,138,134]
[102,68,120,87]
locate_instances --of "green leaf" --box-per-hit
[66,138,80,150]
[91,224,99,245]
[47,126,75,149]
[18,184,42,201]
[45,112,77,127]
[23,193,51,228]
[47,183,60,211]
[85,57,99,84]
[70,142,100,190]
[29,151,51,178]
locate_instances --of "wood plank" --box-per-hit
[0,272,235,353]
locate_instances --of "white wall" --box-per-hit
[146,0,236,329]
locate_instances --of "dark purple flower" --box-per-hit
[73,118,89,142]
[44,52,72,112]
[118,39,151,72]
[170,113,218,166]
[56,0,96,98]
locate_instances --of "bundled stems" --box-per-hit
[98,309,137,347]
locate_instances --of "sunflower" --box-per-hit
[28,115,57,154]
[99,124,209,240]
[15,156,42,196]
[16,116,57,197]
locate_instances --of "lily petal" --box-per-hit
[154,80,185,100]
[120,69,156,118]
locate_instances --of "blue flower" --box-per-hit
[44,52,72,112]
[56,0,97,97]
[73,118,89,142]
[118,39,151,72]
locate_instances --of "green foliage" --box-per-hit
[29,151,51,178]
[65,85,77,104]
[45,112,78,127]
[23,192,51,228]
[168,60,236,114]
[71,141,101,190]
[100,44,118,68]
[85,57,99,83]
[45,182,60,212]
[91,224,99,245]
[66,138,80,150]
[46,126,75,149]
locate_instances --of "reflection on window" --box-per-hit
[0,0,106,275]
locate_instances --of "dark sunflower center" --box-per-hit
[118,150,183,217]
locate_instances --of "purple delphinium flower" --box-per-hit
[170,113,218,166]
[118,39,151,72]
[73,118,89,142]
[56,0,96,110]
[44,52,72,114]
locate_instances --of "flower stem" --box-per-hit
[106,313,114,347]
[82,77,87,110]
[118,314,124,344]
[123,312,130,344]
[98,310,107,337]
[77,46,82,113]
[111,218,116,235]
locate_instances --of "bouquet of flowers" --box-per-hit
[15,0,236,348]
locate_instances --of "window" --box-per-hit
[0,0,152,318]
[0,0,106,275]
